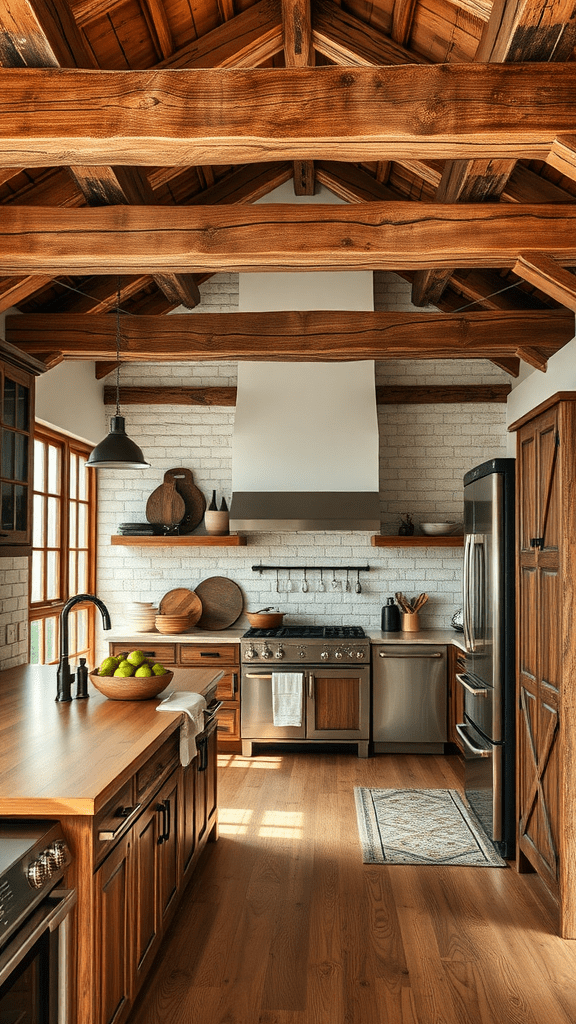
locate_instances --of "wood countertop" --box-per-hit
[0,663,221,818]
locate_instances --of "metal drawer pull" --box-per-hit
[200,651,221,657]
[378,651,443,658]
[98,802,142,841]
[456,723,491,757]
[456,672,489,696]
[245,673,273,680]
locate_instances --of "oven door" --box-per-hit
[0,887,76,1024]
[241,670,306,740]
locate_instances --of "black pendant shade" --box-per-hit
[86,416,150,470]
[87,282,150,470]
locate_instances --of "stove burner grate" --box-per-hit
[242,625,366,639]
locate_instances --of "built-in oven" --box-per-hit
[0,820,76,1024]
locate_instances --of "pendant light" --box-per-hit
[87,283,150,470]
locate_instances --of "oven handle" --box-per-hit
[455,722,492,757]
[0,887,76,989]
[456,672,489,696]
[244,673,273,680]
[378,651,443,658]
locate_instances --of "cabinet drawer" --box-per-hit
[135,733,179,805]
[217,704,240,741]
[93,778,135,864]
[216,670,238,701]
[180,644,239,667]
[110,643,176,664]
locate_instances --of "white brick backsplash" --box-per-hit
[0,556,29,669]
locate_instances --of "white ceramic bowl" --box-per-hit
[420,522,460,536]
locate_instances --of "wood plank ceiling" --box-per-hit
[1,0,575,375]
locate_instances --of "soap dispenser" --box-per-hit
[381,597,401,632]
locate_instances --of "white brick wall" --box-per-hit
[92,273,511,659]
[0,557,29,669]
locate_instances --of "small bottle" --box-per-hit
[75,657,89,699]
[220,496,228,512]
[208,489,218,511]
[381,597,401,632]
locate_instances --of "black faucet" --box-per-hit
[56,594,111,702]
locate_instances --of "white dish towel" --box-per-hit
[272,673,303,727]
[156,691,207,766]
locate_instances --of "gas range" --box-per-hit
[241,625,369,665]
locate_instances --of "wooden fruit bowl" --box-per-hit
[90,665,174,701]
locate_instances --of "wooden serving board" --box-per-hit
[146,472,186,528]
[165,468,206,534]
[195,576,244,630]
[158,588,202,624]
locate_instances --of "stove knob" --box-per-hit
[245,646,257,659]
[334,650,343,660]
[28,857,50,889]
[320,650,330,660]
[274,647,285,659]
[47,840,67,868]
[261,647,273,660]
[356,650,365,659]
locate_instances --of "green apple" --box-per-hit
[135,663,153,677]
[99,655,120,677]
[126,649,147,668]
[114,660,135,677]
[151,663,167,676]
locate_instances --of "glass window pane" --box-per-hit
[70,454,77,500]
[31,550,43,603]
[47,445,60,495]
[77,503,87,548]
[15,434,28,481]
[2,429,14,479]
[33,494,44,547]
[3,379,15,426]
[77,550,87,593]
[46,550,59,601]
[1,483,13,531]
[47,496,59,548]
[76,609,88,653]
[29,620,41,665]
[69,550,77,596]
[69,502,77,548]
[78,458,87,501]
[16,384,29,430]
[15,485,27,531]
[45,617,57,664]
[68,611,77,656]
[34,439,45,491]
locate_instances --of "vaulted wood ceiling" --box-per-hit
[1,0,576,375]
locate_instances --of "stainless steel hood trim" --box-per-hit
[229,491,380,532]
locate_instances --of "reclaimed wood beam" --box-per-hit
[282,0,315,196]
[485,357,520,376]
[391,0,418,47]
[104,383,511,405]
[7,310,573,366]
[411,0,576,308]
[2,203,576,275]
[312,0,429,65]
[1,65,575,168]
[0,275,55,313]
[0,0,98,68]
[155,0,283,69]
[547,135,576,180]
[513,253,576,311]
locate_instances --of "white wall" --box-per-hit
[36,361,106,445]
[506,333,576,453]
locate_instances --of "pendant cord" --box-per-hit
[115,280,121,417]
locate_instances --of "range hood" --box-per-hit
[229,360,381,532]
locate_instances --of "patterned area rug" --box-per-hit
[354,787,506,867]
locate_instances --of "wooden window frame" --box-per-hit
[30,424,97,666]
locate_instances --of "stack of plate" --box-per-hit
[125,601,157,632]
[155,613,191,634]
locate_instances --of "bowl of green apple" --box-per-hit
[90,650,173,700]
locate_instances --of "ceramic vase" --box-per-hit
[204,509,229,535]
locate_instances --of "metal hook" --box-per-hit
[302,569,309,593]
[346,569,351,592]
[318,568,325,592]
[355,570,362,594]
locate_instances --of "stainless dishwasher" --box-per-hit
[372,645,447,753]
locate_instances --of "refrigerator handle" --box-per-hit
[463,534,473,652]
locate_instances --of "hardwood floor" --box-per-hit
[127,749,576,1024]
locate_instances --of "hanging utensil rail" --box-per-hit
[252,564,370,573]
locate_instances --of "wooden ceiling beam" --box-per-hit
[1,65,575,168]
[282,0,315,196]
[312,0,429,66]
[0,0,98,68]
[2,203,576,275]
[7,310,573,366]
[104,383,511,405]
[0,275,55,313]
[156,0,283,69]
[513,253,576,311]
[411,0,576,309]
[547,135,576,180]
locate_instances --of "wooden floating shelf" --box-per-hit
[111,534,247,547]
[371,535,464,547]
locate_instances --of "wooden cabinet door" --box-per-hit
[0,360,35,555]
[306,669,369,739]
[156,771,180,926]
[516,405,561,893]
[132,802,161,992]
[94,833,133,1024]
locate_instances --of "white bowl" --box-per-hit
[420,522,460,536]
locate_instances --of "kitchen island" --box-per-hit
[0,663,222,1024]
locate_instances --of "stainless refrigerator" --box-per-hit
[457,458,515,858]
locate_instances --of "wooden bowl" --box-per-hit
[90,665,174,701]
[155,614,191,634]
[246,611,284,628]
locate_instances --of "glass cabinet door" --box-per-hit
[1,361,34,552]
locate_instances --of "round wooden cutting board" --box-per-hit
[158,588,202,625]
[195,577,244,630]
